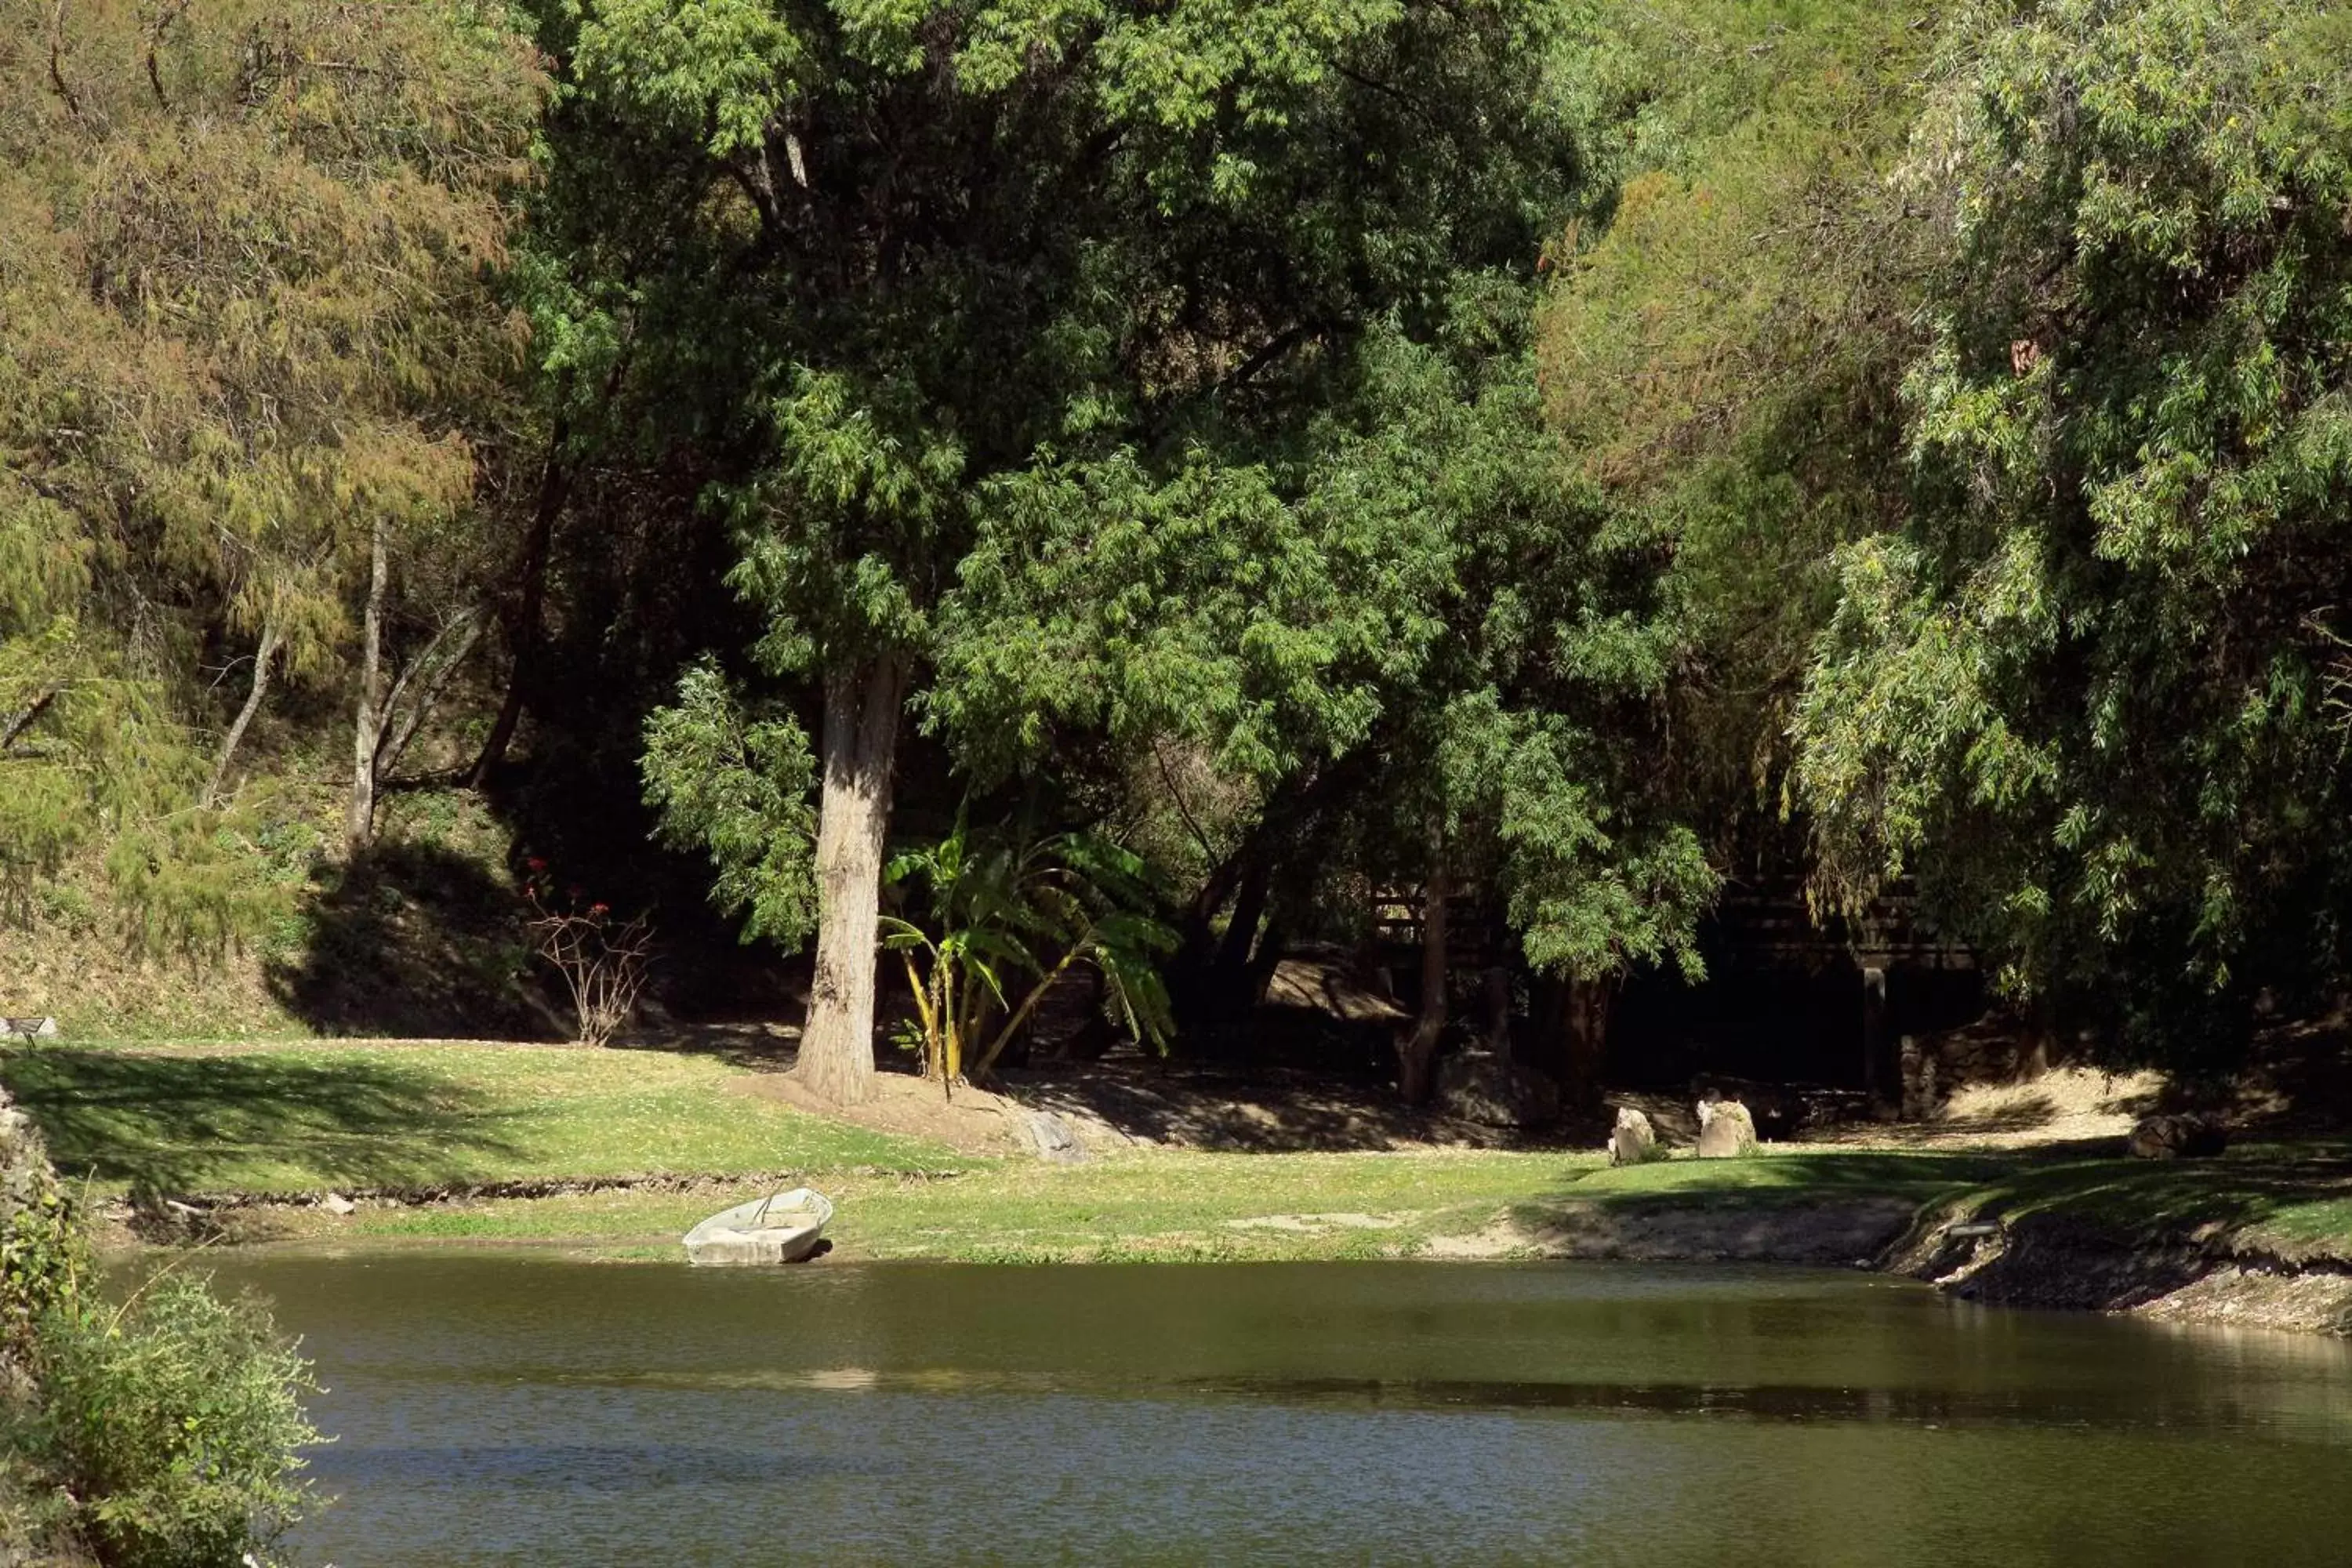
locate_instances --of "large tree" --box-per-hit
[1538,0,1937,862]
[583,0,1602,1099]
[1792,0,2352,1065]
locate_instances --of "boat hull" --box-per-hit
[683,1187,833,1266]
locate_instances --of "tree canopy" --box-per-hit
[1791,0,2352,1062]
[597,0,1695,1098]
[0,0,542,943]
[9,0,2352,1091]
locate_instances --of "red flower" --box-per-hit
[590,902,610,916]
[526,857,548,873]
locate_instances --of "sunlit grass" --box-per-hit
[13,1037,2351,1266]
[2,1040,960,1195]
[281,1148,1586,1261]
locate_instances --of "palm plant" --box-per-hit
[881,819,1175,1095]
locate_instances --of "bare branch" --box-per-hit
[144,0,191,107]
[48,0,83,119]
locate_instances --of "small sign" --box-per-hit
[0,1018,57,1038]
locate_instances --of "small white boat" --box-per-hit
[682,1186,833,1265]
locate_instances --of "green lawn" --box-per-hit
[1,1041,956,1195]
[11,1038,2351,1267]
[304,1147,1587,1261]
[1563,1145,2013,1203]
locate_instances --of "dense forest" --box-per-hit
[5,0,2351,1105]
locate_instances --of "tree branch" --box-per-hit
[144,0,191,107]
[1,690,60,756]
[48,0,83,120]
[1218,321,1316,399]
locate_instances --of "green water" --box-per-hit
[205,1254,2352,1566]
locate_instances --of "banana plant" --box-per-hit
[880,818,1175,1096]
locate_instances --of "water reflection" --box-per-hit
[195,1256,2352,1567]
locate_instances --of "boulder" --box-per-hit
[1695,1098,1759,1159]
[1436,1051,1562,1129]
[1023,1109,1089,1163]
[1607,1106,1664,1167]
[2126,1112,2228,1160]
[1690,1076,1806,1140]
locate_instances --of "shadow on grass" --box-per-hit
[1001,1055,1561,1153]
[1517,1147,2087,1236]
[1970,1140,2352,1241]
[1524,1140,2352,1259]
[1576,1149,2020,1200]
[3,1047,524,1195]
[1486,1151,2027,1265]
[267,840,558,1041]
[611,1020,803,1073]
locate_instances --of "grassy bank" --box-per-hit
[1,1041,953,1196]
[6,1040,2350,1298]
[187,1137,2352,1277]
[254,1149,1580,1261]
[1922,1137,2352,1259]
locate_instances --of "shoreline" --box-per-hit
[108,1158,2352,1338]
[26,1037,2347,1336]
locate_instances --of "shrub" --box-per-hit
[30,1272,321,1568]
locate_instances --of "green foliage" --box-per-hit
[0,1134,77,1370]
[28,1272,321,1568]
[1540,0,1936,827]
[942,318,1715,981]
[0,0,545,947]
[1,1105,319,1568]
[641,661,821,948]
[1791,0,2352,1059]
[541,0,1706,999]
[16,0,2352,1087]
[883,817,1178,1083]
[0,623,284,955]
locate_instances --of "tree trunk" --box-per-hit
[1395,846,1449,1105]
[467,420,569,789]
[1167,835,1261,1047]
[347,518,390,848]
[1217,859,1272,977]
[1482,962,1512,1052]
[205,616,282,808]
[1561,978,1611,1114]
[791,655,906,1105]
[1862,964,1892,1111]
[2016,994,2055,1082]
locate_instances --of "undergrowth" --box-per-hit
[2,1109,321,1566]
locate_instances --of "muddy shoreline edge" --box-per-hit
[111,1181,2352,1338]
[1466,1193,2352,1336]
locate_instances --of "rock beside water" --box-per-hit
[1608,1107,1664,1166]
[1695,1098,1759,1159]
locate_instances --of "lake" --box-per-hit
[200,1254,2352,1566]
